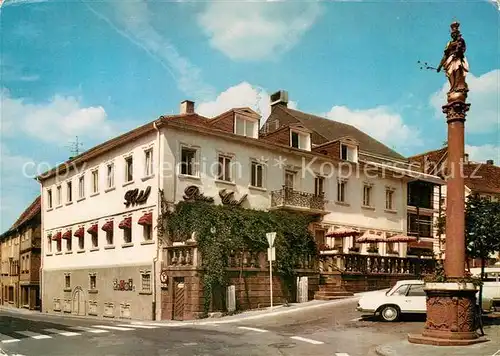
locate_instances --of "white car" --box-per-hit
[356,280,427,322]
[470,267,500,312]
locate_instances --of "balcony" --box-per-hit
[270,186,326,215]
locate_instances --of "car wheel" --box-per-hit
[380,305,400,322]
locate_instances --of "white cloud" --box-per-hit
[197,82,297,120]
[83,1,215,100]
[430,69,499,134]
[323,105,423,151]
[0,89,122,144]
[197,1,322,61]
[465,144,500,164]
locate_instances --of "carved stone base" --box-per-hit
[408,282,488,346]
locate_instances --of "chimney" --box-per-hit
[464,153,469,163]
[270,90,288,107]
[180,100,195,115]
[486,159,494,165]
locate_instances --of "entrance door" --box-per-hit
[72,287,86,316]
[172,278,185,321]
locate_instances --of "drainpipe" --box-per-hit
[152,121,161,321]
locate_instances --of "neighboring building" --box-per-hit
[38,92,442,320]
[408,147,500,264]
[0,196,42,310]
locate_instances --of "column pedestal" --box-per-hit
[408,282,488,346]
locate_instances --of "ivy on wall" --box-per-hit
[163,201,318,314]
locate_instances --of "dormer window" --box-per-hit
[235,115,258,138]
[340,143,358,162]
[290,130,311,150]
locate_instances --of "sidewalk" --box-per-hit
[1,296,361,326]
[133,296,361,326]
[375,325,500,356]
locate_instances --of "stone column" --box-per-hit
[443,101,469,278]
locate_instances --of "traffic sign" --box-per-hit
[266,232,276,247]
[267,247,276,261]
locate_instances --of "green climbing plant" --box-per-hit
[163,201,318,315]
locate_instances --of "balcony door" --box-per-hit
[285,171,295,190]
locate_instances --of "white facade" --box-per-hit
[39,106,441,319]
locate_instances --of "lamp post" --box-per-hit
[409,21,486,346]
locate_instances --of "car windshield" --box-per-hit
[389,284,410,296]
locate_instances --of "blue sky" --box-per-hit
[1,0,499,232]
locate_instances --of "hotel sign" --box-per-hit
[124,186,151,207]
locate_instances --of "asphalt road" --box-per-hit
[0,299,435,356]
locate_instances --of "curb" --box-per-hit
[133,296,361,326]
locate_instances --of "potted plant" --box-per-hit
[348,246,360,254]
[366,246,379,254]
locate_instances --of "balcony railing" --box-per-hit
[319,253,435,275]
[271,186,326,212]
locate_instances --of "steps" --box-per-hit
[314,284,354,301]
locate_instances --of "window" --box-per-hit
[314,176,324,197]
[386,189,394,210]
[56,185,62,206]
[290,131,310,150]
[217,155,232,182]
[47,189,53,209]
[144,149,153,177]
[180,147,197,176]
[337,180,346,203]
[143,225,152,241]
[56,238,62,253]
[285,171,295,189]
[78,175,85,199]
[124,229,132,244]
[91,233,98,248]
[47,236,52,253]
[407,284,426,297]
[65,275,71,289]
[78,234,84,250]
[341,145,348,160]
[125,156,133,182]
[408,213,432,237]
[106,230,113,245]
[106,163,115,189]
[66,181,72,203]
[141,273,151,293]
[235,117,257,138]
[90,275,97,290]
[91,169,99,194]
[250,161,264,188]
[291,132,299,148]
[391,284,409,296]
[66,237,72,252]
[314,229,325,246]
[363,185,372,207]
[340,144,357,162]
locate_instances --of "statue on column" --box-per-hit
[437,22,469,103]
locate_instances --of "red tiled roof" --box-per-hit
[1,196,41,238]
[464,163,500,195]
[408,146,448,174]
[265,105,406,161]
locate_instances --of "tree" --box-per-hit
[465,195,500,312]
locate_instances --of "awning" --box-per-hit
[387,235,418,243]
[87,224,98,235]
[62,230,72,240]
[52,232,62,241]
[356,231,387,243]
[138,212,153,226]
[74,227,85,238]
[118,217,132,230]
[102,221,114,232]
[408,240,434,250]
[326,226,360,238]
